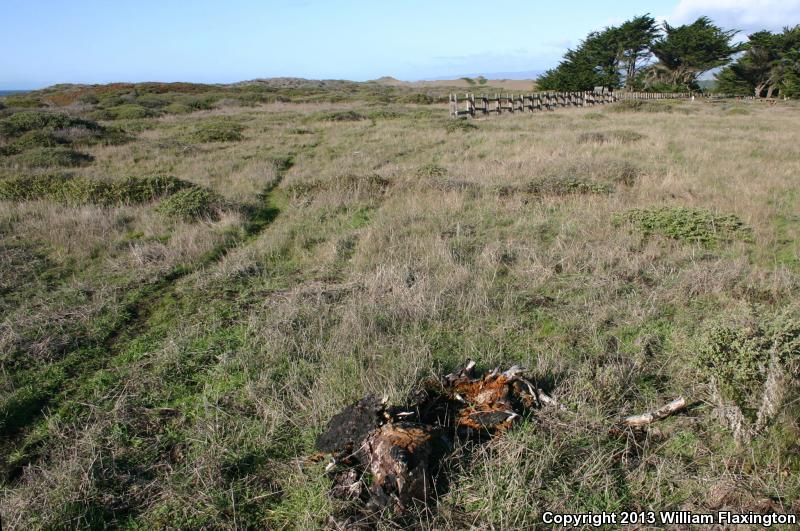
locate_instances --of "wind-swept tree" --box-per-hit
[538,15,661,91]
[617,15,661,89]
[646,17,742,91]
[716,26,800,97]
[538,27,623,91]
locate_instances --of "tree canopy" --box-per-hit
[538,15,659,91]
[716,26,800,98]
[646,17,742,91]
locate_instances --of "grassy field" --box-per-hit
[1,83,799,528]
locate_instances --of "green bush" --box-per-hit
[726,107,750,116]
[698,311,800,412]
[164,102,193,114]
[12,147,93,168]
[6,130,66,153]
[398,93,437,105]
[105,104,156,120]
[187,120,244,143]
[445,119,478,133]
[0,111,127,149]
[2,95,45,108]
[527,175,612,196]
[134,94,172,109]
[0,174,193,205]
[416,163,448,178]
[0,111,100,139]
[578,129,644,144]
[609,100,674,113]
[583,112,606,120]
[317,110,366,122]
[156,187,222,221]
[614,206,751,244]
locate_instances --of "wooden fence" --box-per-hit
[449,90,756,118]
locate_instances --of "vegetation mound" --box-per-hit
[527,175,613,196]
[317,110,366,122]
[0,174,193,205]
[156,187,224,221]
[0,111,100,139]
[187,120,245,143]
[11,146,94,168]
[0,111,128,154]
[698,310,800,413]
[445,119,478,133]
[609,100,675,113]
[614,206,751,244]
[578,129,644,144]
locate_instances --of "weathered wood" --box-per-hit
[622,397,687,427]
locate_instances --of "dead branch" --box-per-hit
[622,397,687,427]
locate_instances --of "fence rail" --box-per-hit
[449,90,757,118]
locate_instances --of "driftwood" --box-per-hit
[622,397,687,427]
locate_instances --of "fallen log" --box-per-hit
[621,397,687,427]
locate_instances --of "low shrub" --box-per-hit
[583,112,606,120]
[416,163,448,178]
[0,174,192,205]
[445,119,478,133]
[0,111,127,148]
[527,175,612,196]
[578,129,644,144]
[318,110,366,122]
[105,104,156,120]
[156,187,223,221]
[608,100,674,113]
[0,111,100,139]
[562,159,642,186]
[614,206,751,244]
[6,130,67,153]
[398,93,437,105]
[164,102,193,114]
[188,120,244,143]
[726,107,750,116]
[12,147,94,168]
[698,310,800,414]
[2,95,45,108]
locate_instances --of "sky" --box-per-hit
[1,0,799,89]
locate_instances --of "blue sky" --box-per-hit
[2,0,799,89]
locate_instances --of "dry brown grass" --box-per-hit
[2,96,799,528]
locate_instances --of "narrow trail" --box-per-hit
[1,155,295,481]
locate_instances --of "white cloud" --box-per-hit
[670,0,800,33]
